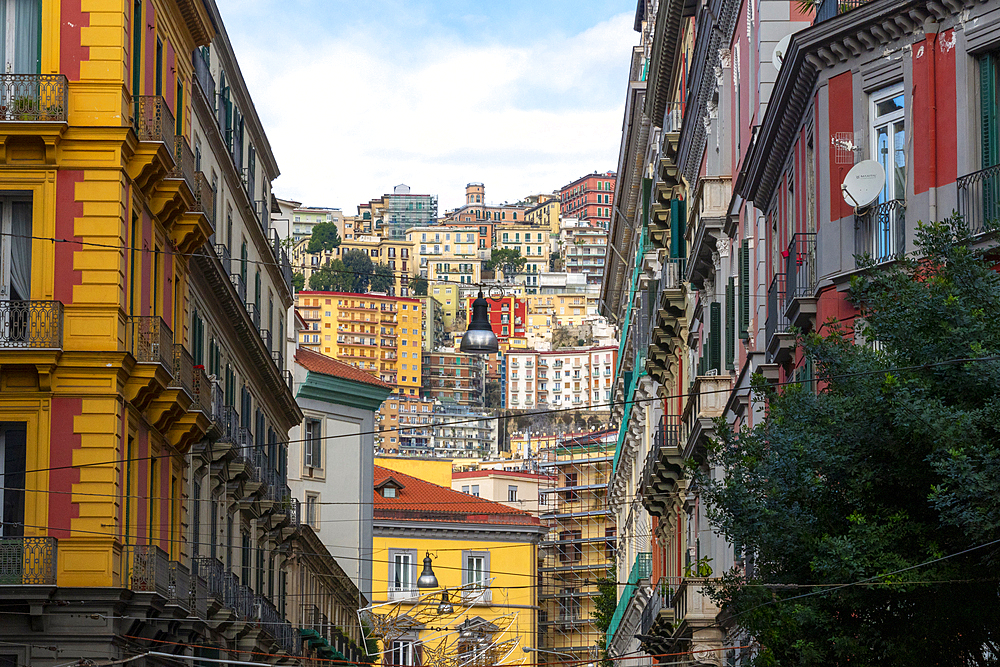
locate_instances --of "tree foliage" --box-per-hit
[306,222,342,253]
[592,565,617,667]
[292,271,305,291]
[308,259,353,292]
[371,263,395,294]
[342,249,374,293]
[700,214,1000,667]
[484,380,502,409]
[484,248,526,280]
[412,275,428,296]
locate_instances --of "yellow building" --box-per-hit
[291,233,415,296]
[525,198,562,236]
[370,465,546,664]
[497,224,550,292]
[429,282,463,328]
[407,225,482,286]
[0,0,308,662]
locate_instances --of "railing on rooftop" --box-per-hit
[0,536,57,585]
[957,163,1000,236]
[133,95,175,145]
[0,300,63,349]
[126,315,173,368]
[854,199,905,267]
[0,74,68,121]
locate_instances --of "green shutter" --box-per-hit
[642,178,652,231]
[739,241,750,339]
[726,277,735,371]
[709,302,722,373]
[981,54,999,168]
[669,198,687,259]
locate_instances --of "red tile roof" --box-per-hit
[373,465,541,526]
[295,347,394,390]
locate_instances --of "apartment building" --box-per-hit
[560,172,616,229]
[359,184,438,240]
[419,295,447,351]
[444,182,530,223]
[466,294,527,346]
[452,469,549,515]
[525,197,562,236]
[428,282,464,328]
[496,224,550,292]
[561,221,609,285]
[290,233,413,296]
[505,347,617,410]
[273,198,343,242]
[421,350,486,406]
[407,225,482,285]
[0,0,307,661]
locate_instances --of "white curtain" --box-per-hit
[13,0,40,74]
[10,201,30,300]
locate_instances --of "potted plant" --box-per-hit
[13,96,37,120]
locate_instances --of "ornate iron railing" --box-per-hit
[129,544,170,595]
[216,405,239,443]
[192,556,226,601]
[785,232,817,306]
[214,243,232,276]
[0,74,68,121]
[192,171,215,228]
[0,536,57,585]
[127,315,173,368]
[0,300,63,348]
[191,365,210,414]
[167,560,191,611]
[192,48,215,104]
[854,199,905,266]
[190,570,209,618]
[957,164,1000,236]
[169,135,196,187]
[233,582,255,619]
[168,344,196,400]
[133,95,175,145]
[765,273,789,350]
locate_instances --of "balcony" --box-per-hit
[230,272,247,302]
[640,415,684,517]
[784,232,817,332]
[0,74,68,122]
[168,344,197,401]
[0,536,57,585]
[215,243,233,275]
[388,585,418,601]
[854,199,905,267]
[169,135,196,187]
[765,273,793,364]
[686,177,731,286]
[606,552,652,645]
[0,300,63,349]
[957,164,1000,237]
[681,375,732,460]
[127,544,170,596]
[167,560,191,612]
[667,577,721,636]
[637,577,676,655]
[133,95,175,146]
[125,315,173,408]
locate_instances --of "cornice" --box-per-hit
[374,520,546,543]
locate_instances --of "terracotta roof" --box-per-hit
[295,347,394,390]
[373,465,541,527]
[452,469,552,481]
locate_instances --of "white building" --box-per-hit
[505,346,618,410]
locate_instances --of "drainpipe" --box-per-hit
[926,19,941,223]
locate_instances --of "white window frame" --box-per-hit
[388,548,418,599]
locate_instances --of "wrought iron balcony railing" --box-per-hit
[126,315,173,369]
[169,135,196,187]
[167,560,191,611]
[0,536,57,585]
[0,74,68,121]
[192,556,226,602]
[957,163,1000,236]
[192,48,215,104]
[0,300,63,348]
[168,344,196,400]
[765,273,789,347]
[230,272,247,302]
[133,95,175,145]
[192,171,215,227]
[854,199,905,267]
[214,243,232,276]
[785,232,817,305]
[128,544,170,595]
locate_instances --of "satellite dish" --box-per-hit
[841,160,885,208]
[772,34,792,71]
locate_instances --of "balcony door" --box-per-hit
[0,195,31,301]
[0,422,26,538]
[1,0,40,74]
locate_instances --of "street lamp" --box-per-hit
[522,646,579,662]
[460,291,499,354]
[416,551,439,589]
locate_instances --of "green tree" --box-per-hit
[700,214,1000,667]
[592,565,617,667]
[306,222,342,253]
[412,275,428,296]
[484,248,526,280]
[308,259,352,292]
[342,248,374,293]
[292,271,305,291]
[371,263,395,293]
[484,380,501,409]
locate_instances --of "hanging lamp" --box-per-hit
[460,291,499,354]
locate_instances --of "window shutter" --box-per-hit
[739,241,750,339]
[726,277,735,370]
[709,302,722,373]
[642,178,652,231]
[981,54,999,169]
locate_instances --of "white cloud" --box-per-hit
[225,10,635,213]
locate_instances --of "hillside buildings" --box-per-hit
[452,469,550,515]
[421,350,486,406]
[407,225,483,285]
[273,199,343,242]
[561,220,609,286]
[504,346,617,410]
[560,172,617,230]
[444,182,531,223]
[360,184,438,240]
[496,224,551,292]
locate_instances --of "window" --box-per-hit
[507,485,518,502]
[871,84,906,203]
[471,484,480,497]
[0,422,27,537]
[389,641,416,667]
[305,493,319,528]
[304,419,321,468]
[389,549,417,595]
[0,195,31,303]
[462,485,470,494]
[563,472,578,500]
[558,531,582,562]
[463,551,489,589]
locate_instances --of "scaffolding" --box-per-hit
[536,429,616,662]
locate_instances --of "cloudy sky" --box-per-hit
[215,0,637,214]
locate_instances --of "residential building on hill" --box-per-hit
[421,350,486,406]
[407,225,482,285]
[504,347,617,410]
[444,182,530,223]
[525,197,562,236]
[428,282,464,328]
[273,198,343,242]
[496,224,551,292]
[287,347,393,599]
[290,233,413,296]
[560,172,616,230]
[465,294,528,347]
[369,466,546,664]
[360,184,438,240]
[561,221,609,285]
